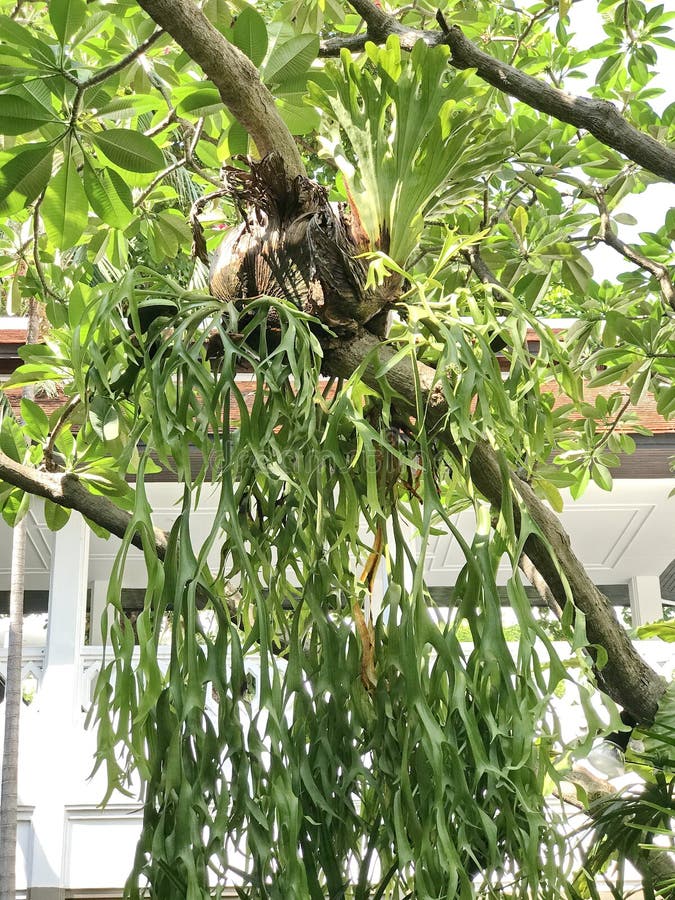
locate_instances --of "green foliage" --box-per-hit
[574,733,675,899]
[311,37,507,264]
[0,0,673,896]
[85,296,570,898]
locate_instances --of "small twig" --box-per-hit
[463,246,511,300]
[435,9,450,35]
[545,67,564,89]
[595,189,675,310]
[509,3,556,64]
[184,120,224,190]
[622,0,637,44]
[134,158,185,206]
[69,30,164,126]
[592,396,632,456]
[490,179,528,227]
[144,109,178,138]
[518,552,563,618]
[81,30,164,90]
[480,184,489,230]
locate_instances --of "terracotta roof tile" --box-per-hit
[0,329,28,344]
[540,381,672,434]
[3,379,672,434]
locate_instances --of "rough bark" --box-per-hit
[135,0,306,179]
[0,455,244,616]
[443,25,675,185]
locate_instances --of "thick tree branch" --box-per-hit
[443,26,675,185]
[0,451,243,615]
[320,24,428,56]
[320,32,370,55]
[322,15,675,185]
[134,0,305,178]
[346,0,391,35]
[323,329,666,724]
[0,451,168,555]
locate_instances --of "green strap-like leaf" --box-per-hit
[49,0,87,45]
[42,153,89,249]
[0,93,59,135]
[91,128,165,173]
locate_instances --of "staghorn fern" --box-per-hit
[310,36,509,266]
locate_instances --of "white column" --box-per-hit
[88,579,108,645]
[29,512,90,892]
[628,575,664,628]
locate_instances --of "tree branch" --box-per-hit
[595,189,675,310]
[135,0,305,179]
[320,33,370,56]
[0,450,244,615]
[322,329,666,724]
[519,553,563,618]
[345,0,391,34]
[80,29,165,89]
[321,14,675,186]
[464,245,511,299]
[443,26,675,185]
[0,451,168,555]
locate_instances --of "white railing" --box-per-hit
[74,640,675,718]
[0,647,45,706]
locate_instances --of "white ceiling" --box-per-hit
[424,479,675,585]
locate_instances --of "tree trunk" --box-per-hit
[0,298,40,898]
[0,516,27,899]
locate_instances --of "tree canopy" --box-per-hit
[0,0,674,897]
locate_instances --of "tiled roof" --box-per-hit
[1,321,673,435]
[544,382,672,434]
[0,329,29,343]
[4,378,672,435]
[4,387,66,418]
